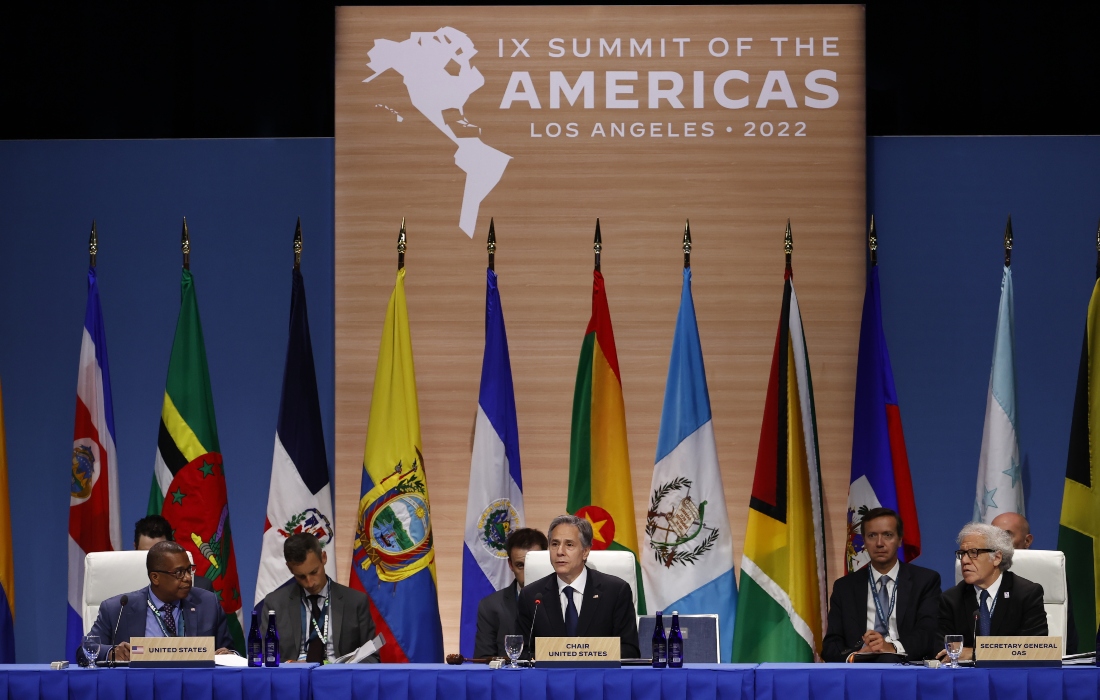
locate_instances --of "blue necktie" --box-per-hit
[563,586,579,636]
[979,590,992,637]
[874,576,891,635]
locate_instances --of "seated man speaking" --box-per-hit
[822,507,942,661]
[938,522,1047,661]
[517,514,639,659]
[84,541,233,661]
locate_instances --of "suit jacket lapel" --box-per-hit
[850,570,870,635]
[285,585,303,656]
[540,577,566,636]
[329,583,344,654]
[123,589,151,643]
[990,572,1012,635]
[575,569,600,637]
[503,580,519,619]
[180,592,198,637]
[896,564,913,632]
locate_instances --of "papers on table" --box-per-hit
[333,634,386,664]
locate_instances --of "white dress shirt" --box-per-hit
[556,567,588,621]
[974,571,1003,617]
[865,560,905,653]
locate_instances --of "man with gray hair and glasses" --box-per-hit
[937,522,1047,661]
[517,514,640,658]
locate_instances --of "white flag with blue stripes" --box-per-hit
[974,264,1024,521]
[642,267,737,661]
[459,267,524,656]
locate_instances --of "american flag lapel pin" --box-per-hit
[593,594,599,599]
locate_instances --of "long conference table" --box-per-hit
[2,662,1100,700]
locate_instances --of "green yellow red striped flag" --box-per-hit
[568,269,646,613]
[148,269,244,653]
[732,266,827,662]
[1058,275,1100,653]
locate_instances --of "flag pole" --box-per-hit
[784,219,793,270]
[293,217,303,270]
[868,215,877,267]
[89,220,98,268]
[181,218,190,270]
[594,219,602,271]
[1094,218,1099,280]
[487,218,496,271]
[683,219,692,269]
[397,217,407,270]
[1004,215,1013,268]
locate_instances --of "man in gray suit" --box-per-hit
[261,533,379,663]
[474,527,547,658]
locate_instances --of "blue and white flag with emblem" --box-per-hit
[974,264,1024,522]
[460,267,524,657]
[642,267,737,661]
[255,264,337,606]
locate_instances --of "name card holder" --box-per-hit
[130,636,216,668]
[975,636,1062,668]
[534,637,620,668]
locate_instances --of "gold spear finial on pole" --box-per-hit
[593,219,602,272]
[487,218,496,271]
[293,217,303,270]
[784,219,793,269]
[397,217,407,270]
[1004,215,1013,268]
[89,220,98,268]
[181,217,190,270]
[1094,217,1099,281]
[683,219,692,269]
[868,215,878,266]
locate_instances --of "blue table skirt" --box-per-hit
[0,664,315,700]
[755,663,1100,700]
[310,663,757,700]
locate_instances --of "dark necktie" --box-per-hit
[160,603,178,637]
[562,586,579,636]
[306,594,325,663]
[874,576,891,634]
[979,589,992,637]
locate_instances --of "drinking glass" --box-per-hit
[944,634,964,669]
[82,634,101,668]
[504,634,524,669]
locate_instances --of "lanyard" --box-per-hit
[300,594,331,648]
[868,569,898,632]
[978,587,999,617]
[146,599,184,637]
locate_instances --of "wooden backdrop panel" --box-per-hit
[335,5,864,655]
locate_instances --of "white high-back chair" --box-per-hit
[524,550,639,614]
[82,550,195,634]
[953,549,1068,643]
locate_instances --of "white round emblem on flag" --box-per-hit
[477,499,519,558]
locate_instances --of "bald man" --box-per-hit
[991,512,1076,653]
[990,512,1033,550]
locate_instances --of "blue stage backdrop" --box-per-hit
[0,139,334,662]
[1,136,1099,661]
[869,136,1100,588]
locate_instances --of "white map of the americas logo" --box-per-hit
[364,28,511,237]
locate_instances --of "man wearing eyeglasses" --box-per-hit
[937,522,1047,661]
[81,541,234,662]
[822,507,943,661]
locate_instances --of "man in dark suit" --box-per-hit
[83,541,233,661]
[474,527,548,658]
[133,514,214,593]
[517,514,639,659]
[938,522,1047,661]
[261,533,379,663]
[822,507,942,661]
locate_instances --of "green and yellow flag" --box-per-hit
[732,266,827,662]
[149,269,244,652]
[1059,275,1100,652]
[568,269,645,613]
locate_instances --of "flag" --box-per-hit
[568,269,645,613]
[1059,275,1100,653]
[642,267,736,661]
[255,266,337,605]
[67,266,122,660]
[974,265,1024,522]
[732,266,827,662]
[459,267,524,657]
[0,378,15,663]
[148,269,244,653]
[349,267,444,663]
[846,263,920,572]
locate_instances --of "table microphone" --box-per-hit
[971,610,979,663]
[525,599,542,662]
[108,595,129,667]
